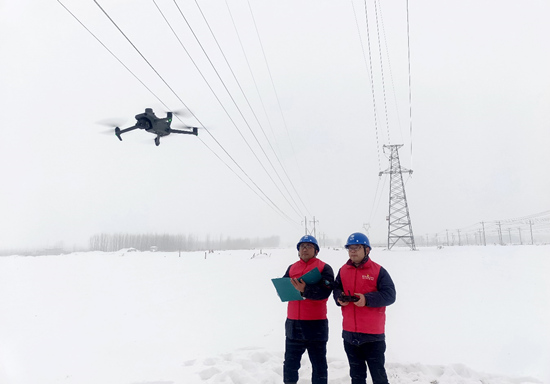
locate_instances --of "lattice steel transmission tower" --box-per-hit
[379,144,416,250]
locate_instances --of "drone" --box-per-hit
[114,108,198,146]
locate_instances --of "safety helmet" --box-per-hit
[345,232,371,249]
[296,235,320,251]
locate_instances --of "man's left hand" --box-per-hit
[353,293,366,307]
[290,278,306,293]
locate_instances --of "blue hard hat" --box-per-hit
[345,232,371,249]
[297,235,320,251]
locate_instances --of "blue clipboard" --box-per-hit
[271,267,322,302]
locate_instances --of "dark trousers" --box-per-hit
[343,340,389,384]
[283,337,328,384]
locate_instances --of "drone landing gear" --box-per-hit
[155,136,160,146]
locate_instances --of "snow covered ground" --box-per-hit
[0,245,548,384]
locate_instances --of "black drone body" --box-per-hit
[115,108,198,146]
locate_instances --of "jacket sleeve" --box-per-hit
[303,264,334,300]
[364,266,396,308]
[332,269,344,306]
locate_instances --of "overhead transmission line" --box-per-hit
[224,0,312,218]
[160,0,305,219]
[56,0,168,112]
[353,0,385,225]
[376,0,405,144]
[431,210,550,245]
[246,0,313,214]
[356,0,414,159]
[352,0,416,227]
[358,0,382,169]
[101,0,299,224]
[166,0,307,218]
[372,0,391,145]
[58,0,300,225]
[351,0,380,172]
[224,1,278,153]
[498,210,550,224]
[405,0,414,167]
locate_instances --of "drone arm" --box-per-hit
[115,125,140,141]
[169,127,198,136]
[117,125,140,134]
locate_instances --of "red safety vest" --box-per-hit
[287,258,328,320]
[339,258,386,334]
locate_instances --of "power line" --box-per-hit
[246,0,312,213]
[189,0,309,217]
[372,0,391,145]
[56,0,168,112]
[165,0,304,219]
[351,0,381,172]
[59,0,300,225]
[405,0,414,167]
[224,0,312,217]
[361,0,382,169]
[376,0,405,145]
[429,210,550,246]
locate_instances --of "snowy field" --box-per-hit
[0,245,548,384]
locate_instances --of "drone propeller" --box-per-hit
[168,108,190,117]
[95,118,131,139]
[171,122,195,130]
[96,118,128,128]
[96,118,126,131]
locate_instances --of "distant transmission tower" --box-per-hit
[379,144,416,250]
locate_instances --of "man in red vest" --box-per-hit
[282,235,334,384]
[333,232,396,384]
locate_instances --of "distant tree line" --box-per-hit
[88,233,280,252]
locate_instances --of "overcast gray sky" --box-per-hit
[1,0,549,250]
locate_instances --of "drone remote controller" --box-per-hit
[339,291,359,303]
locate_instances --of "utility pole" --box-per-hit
[309,216,319,238]
[379,144,416,250]
[362,223,371,237]
[302,216,308,236]
[529,220,534,245]
[481,222,487,246]
[497,221,503,245]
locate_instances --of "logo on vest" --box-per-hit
[362,274,374,280]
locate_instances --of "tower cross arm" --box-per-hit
[379,168,413,176]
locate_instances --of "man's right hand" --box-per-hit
[290,278,306,293]
[337,299,350,306]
